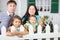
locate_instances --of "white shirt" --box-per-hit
[7,11,10,16]
[10,25,25,32]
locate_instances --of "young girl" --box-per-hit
[6,15,28,37]
[25,15,38,33]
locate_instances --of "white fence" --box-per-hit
[23,24,60,40]
[0,24,60,40]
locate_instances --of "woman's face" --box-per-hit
[29,17,36,25]
[28,6,36,15]
[13,18,21,27]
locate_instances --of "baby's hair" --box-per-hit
[9,15,22,26]
[28,15,36,21]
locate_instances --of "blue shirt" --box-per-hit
[0,12,12,34]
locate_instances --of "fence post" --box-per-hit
[46,24,50,40]
[37,25,42,40]
[29,25,34,40]
[54,24,58,33]
[37,25,42,34]
[29,25,34,34]
[46,24,50,33]
[54,24,58,40]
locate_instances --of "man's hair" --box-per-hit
[7,0,17,5]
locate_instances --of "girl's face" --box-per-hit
[28,6,36,15]
[13,18,21,27]
[29,17,36,25]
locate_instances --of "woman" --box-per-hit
[22,4,40,24]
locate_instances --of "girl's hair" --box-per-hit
[22,4,38,18]
[10,15,22,26]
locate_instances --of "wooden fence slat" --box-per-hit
[54,38,58,40]
[37,25,42,34]
[46,38,50,40]
[46,24,50,33]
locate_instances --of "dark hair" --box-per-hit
[7,0,17,5]
[23,4,38,18]
[10,15,22,26]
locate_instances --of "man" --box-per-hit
[0,0,17,34]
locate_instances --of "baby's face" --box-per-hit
[13,18,21,27]
[29,17,36,25]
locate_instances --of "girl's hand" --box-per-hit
[6,32,15,36]
[17,34,23,38]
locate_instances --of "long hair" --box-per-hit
[10,15,22,26]
[22,4,39,18]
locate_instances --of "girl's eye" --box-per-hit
[15,21,21,23]
[15,21,18,23]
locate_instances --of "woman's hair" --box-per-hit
[22,4,38,18]
[10,15,22,26]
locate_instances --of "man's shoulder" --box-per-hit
[0,12,7,15]
[0,12,8,16]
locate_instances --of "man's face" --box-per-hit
[7,3,16,13]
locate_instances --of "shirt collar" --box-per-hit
[7,11,15,16]
[7,11,10,16]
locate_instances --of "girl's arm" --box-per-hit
[6,27,16,36]
[16,28,29,35]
